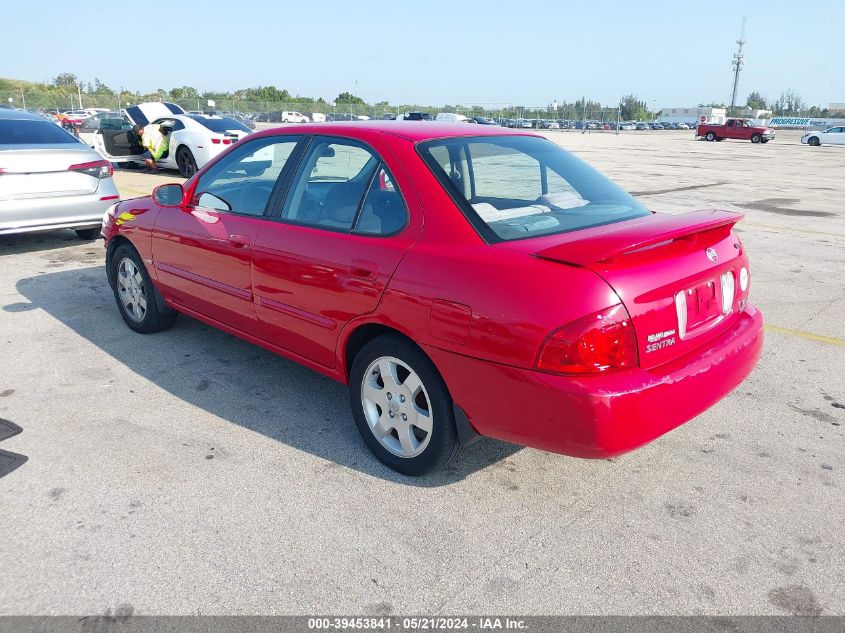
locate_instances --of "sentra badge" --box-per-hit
[646,329,677,353]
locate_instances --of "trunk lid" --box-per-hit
[123,102,186,127]
[529,210,748,369]
[0,147,103,199]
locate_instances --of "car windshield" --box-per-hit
[187,115,251,133]
[0,119,80,145]
[418,135,650,242]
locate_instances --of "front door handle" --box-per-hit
[349,260,379,279]
[228,234,250,249]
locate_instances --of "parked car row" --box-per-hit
[490,118,699,130]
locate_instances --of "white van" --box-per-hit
[281,111,310,123]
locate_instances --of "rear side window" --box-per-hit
[355,166,408,236]
[186,115,250,134]
[283,138,405,235]
[0,119,80,145]
[283,139,377,231]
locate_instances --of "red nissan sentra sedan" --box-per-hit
[102,122,763,475]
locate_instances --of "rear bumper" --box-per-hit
[0,181,118,235]
[424,305,764,458]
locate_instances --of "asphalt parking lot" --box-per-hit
[0,129,842,616]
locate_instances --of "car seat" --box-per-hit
[320,182,365,229]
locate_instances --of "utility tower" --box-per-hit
[729,17,747,111]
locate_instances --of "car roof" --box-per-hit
[252,121,535,142]
[0,109,45,121]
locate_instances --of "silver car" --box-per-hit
[0,108,119,239]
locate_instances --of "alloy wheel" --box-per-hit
[117,257,147,323]
[360,356,433,458]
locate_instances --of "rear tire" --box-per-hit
[110,243,177,334]
[176,147,198,179]
[751,133,762,144]
[349,335,461,476]
[705,132,716,141]
[75,227,101,240]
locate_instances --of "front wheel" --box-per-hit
[176,147,198,178]
[110,244,177,334]
[705,131,716,141]
[808,137,820,146]
[349,335,461,476]
[751,133,762,143]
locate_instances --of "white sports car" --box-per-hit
[79,102,254,177]
[801,127,845,147]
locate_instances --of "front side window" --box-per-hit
[282,138,380,231]
[418,135,649,242]
[154,118,185,132]
[194,136,301,216]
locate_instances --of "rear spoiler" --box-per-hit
[534,210,743,266]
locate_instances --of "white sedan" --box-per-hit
[80,102,254,177]
[801,127,845,147]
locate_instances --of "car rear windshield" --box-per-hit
[418,135,650,242]
[187,115,251,133]
[0,119,80,145]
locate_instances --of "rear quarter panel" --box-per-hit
[344,134,619,371]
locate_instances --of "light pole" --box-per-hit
[77,82,83,110]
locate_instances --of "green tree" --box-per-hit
[619,94,646,120]
[53,73,79,90]
[241,86,291,102]
[169,85,198,100]
[336,91,364,105]
[745,91,767,110]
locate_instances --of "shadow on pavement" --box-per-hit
[0,231,101,257]
[14,265,521,487]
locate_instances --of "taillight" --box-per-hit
[536,304,638,375]
[222,138,232,145]
[69,160,113,179]
[211,138,221,144]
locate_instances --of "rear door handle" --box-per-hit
[228,234,250,249]
[349,260,379,279]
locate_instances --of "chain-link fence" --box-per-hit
[1,89,631,125]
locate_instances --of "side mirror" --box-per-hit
[153,183,184,207]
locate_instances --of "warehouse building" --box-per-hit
[659,107,726,125]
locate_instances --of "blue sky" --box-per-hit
[2,0,841,108]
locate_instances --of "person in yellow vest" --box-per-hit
[134,124,170,173]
